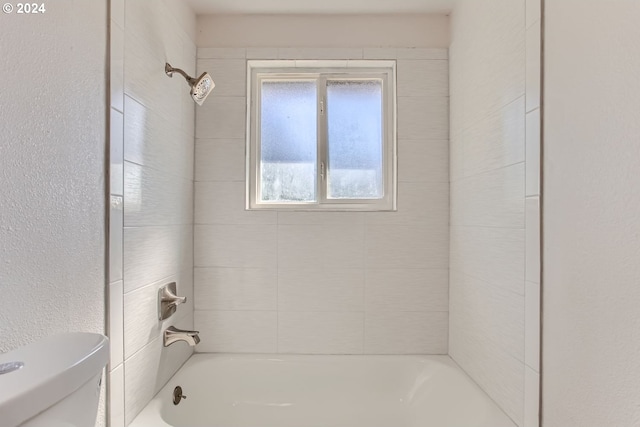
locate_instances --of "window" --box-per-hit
[247,60,396,211]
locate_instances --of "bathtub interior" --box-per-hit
[131,354,516,427]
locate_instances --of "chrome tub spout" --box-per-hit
[164,326,200,347]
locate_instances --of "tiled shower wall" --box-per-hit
[448,0,541,426]
[193,47,450,354]
[109,0,197,425]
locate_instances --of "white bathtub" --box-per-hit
[130,354,516,427]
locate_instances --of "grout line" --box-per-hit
[450,224,526,230]
[537,1,545,425]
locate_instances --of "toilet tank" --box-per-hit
[0,333,109,427]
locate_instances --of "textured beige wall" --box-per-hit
[543,1,640,426]
[0,0,107,365]
[0,1,108,425]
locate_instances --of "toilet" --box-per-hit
[0,332,109,427]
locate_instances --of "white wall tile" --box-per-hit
[179,80,196,138]
[119,1,195,424]
[125,1,187,68]
[366,225,449,270]
[277,225,327,269]
[451,4,525,130]
[524,366,540,427]
[195,181,277,225]
[365,312,448,354]
[195,225,277,268]
[365,269,448,312]
[450,163,525,228]
[109,280,124,369]
[277,211,364,225]
[278,224,366,270]
[164,0,197,43]
[398,96,449,140]
[108,364,124,427]
[124,0,164,58]
[398,140,449,183]
[526,24,541,113]
[450,1,529,422]
[108,281,124,369]
[278,269,364,312]
[449,270,524,362]
[124,96,194,180]
[321,224,365,269]
[195,311,277,353]
[525,108,541,197]
[195,139,245,182]
[307,59,349,68]
[110,109,124,196]
[277,47,363,59]
[450,226,525,295]
[278,312,364,354]
[194,267,277,311]
[123,321,193,425]
[123,269,193,359]
[397,60,448,97]
[124,162,193,227]
[123,225,193,293]
[396,48,448,60]
[363,48,397,59]
[197,59,246,97]
[449,131,465,183]
[111,0,124,29]
[525,197,540,284]
[449,324,524,426]
[462,96,525,178]
[192,46,450,357]
[124,36,183,123]
[198,47,246,59]
[110,22,124,112]
[525,280,540,372]
[110,196,123,282]
[196,96,246,139]
[246,47,280,59]
[526,0,541,29]
[366,182,449,226]
[124,279,165,358]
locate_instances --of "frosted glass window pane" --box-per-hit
[327,80,383,199]
[261,81,317,202]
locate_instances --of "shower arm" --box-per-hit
[165,63,197,86]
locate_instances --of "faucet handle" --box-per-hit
[158,282,187,320]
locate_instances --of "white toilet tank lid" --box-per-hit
[0,332,109,427]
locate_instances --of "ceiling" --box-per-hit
[183,0,455,15]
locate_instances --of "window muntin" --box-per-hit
[247,61,396,211]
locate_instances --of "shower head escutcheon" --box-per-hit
[165,63,215,106]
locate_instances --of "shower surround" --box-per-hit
[108,0,198,425]
[193,43,450,355]
[448,0,541,426]
[108,5,540,427]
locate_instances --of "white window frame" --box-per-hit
[246,60,397,211]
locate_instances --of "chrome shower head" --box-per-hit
[165,63,215,106]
